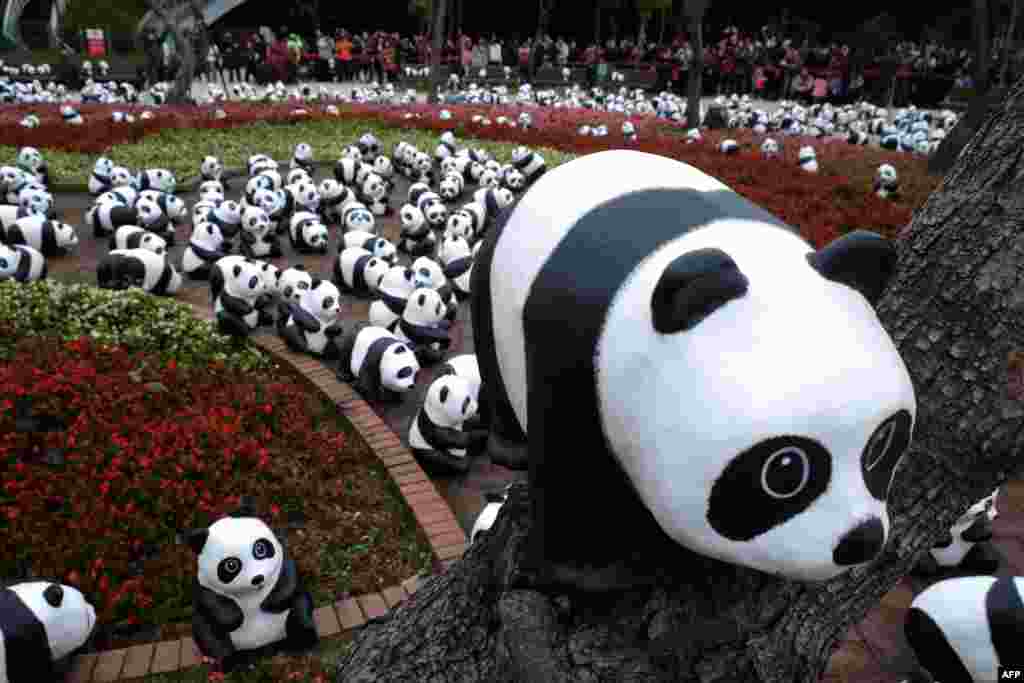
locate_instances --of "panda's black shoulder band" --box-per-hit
[806,230,897,306]
[194,580,244,630]
[261,557,299,613]
[651,248,749,334]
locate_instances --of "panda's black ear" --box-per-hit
[807,231,897,306]
[440,385,449,402]
[651,248,749,334]
[185,528,209,555]
[43,583,63,607]
[418,292,426,306]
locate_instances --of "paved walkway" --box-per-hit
[45,161,1015,683]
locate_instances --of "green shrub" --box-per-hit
[0,280,269,372]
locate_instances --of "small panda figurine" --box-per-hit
[85,200,141,238]
[287,180,320,216]
[334,158,360,187]
[369,265,417,329]
[291,142,314,172]
[187,499,318,672]
[437,352,485,434]
[398,204,436,257]
[138,191,188,227]
[407,374,485,474]
[286,168,312,191]
[903,575,1024,683]
[798,145,818,173]
[417,193,449,231]
[444,209,476,243]
[470,486,511,543]
[761,138,780,160]
[359,173,390,217]
[913,489,1001,577]
[110,225,167,255]
[136,168,176,194]
[438,174,463,203]
[388,288,452,365]
[472,187,514,229]
[197,200,243,248]
[0,205,43,232]
[333,247,391,298]
[341,202,376,234]
[471,149,915,587]
[278,278,345,358]
[239,206,281,259]
[337,322,421,402]
[288,212,329,254]
[437,233,474,301]
[210,256,274,337]
[277,265,313,308]
[87,157,115,196]
[2,215,77,257]
[0,582,96,683]
[510,146,545,185]
[411,256,458,321]
[182,221,227,280]
[97,248,183,295]
[0,242,46,282]
[874,164,900,200]
[500,167,526,193]
[201,155,223,183]
[319,179,356,225]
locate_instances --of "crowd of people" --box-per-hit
[140,21,1021,108]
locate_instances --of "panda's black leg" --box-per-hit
[279,324,310,355]
[283,590,319,651]
[957,542,1003,575]
[414,346,445,367]
[191,614,236,662]
[217,312,251,338]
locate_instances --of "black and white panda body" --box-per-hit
[369,266,417,329]
[3,215,77,257]
[336,322,420,402]
[0,243,46,282]
[904,575,1024,683]
[0,205,40,232]
[110,225,167,255]
[437,233,474,301]
[278,279,344,358]
[0,582,96,683]
[397,204,436,257]
[85,201,138,238]
[288,212,329,254]
[438,353,485,435]
[913,489,1001,577]
[387,288,452,366]
[408,375,485,474]
[97,248,183,295]
[470,149,916,588]
[511,147,546,185]
[211,256,274,337]
[333,247,390,297]
[187,503,318,672]
[182,222,227,280]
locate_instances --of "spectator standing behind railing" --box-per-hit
[489,36,503,66]
[780,40,801,98]
[462,36,473,77]
[335,30,352,82]
[472,38,487,72]
[519,39,531,79]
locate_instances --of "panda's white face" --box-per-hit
[196,517,283,597]
[491,150,917,582]
[425,375,477,427]
[345,206,375,232]
[502,169,525,191]
[148,169,176,193]
[192,221,224,250]
[423,201,448,227]
[411,256,446,291]
[300,218,329,250]
[242,206,271,235]
[259,170,283,191]
[361,257,392,294]
[439,233,472,263]
[303,280,342,323]
[468,162,485,181]
[136,198,165,229]
[278,267,313,303]
[215,200,242,226]
[287,168,312,187]
[367,237,396,262]
[380,341,420,392]
[139,232,167,255]
[202,156,222,179]
[439,177,461,202]
[247,174,274,196]
[404,287,448,327]
[294,142,313,162]
[7,582,96,660]
[94,157,114,177]
[319,178,343,201]
[17,147,43,172]
[400,204,426,233]
[19,188,51,214]
[362,173,386,201]
[341,146,362,161]
[225,259,267,300]
[414,153,433,175]
[373,156,393,177]
[200,181,225,203]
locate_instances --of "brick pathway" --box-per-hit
[47,171,1024,682]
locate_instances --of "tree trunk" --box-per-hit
[685,8,703,129]
[456,0,464,36]
[336,75,1024,683]
[535,0,550,43]
[594,3,601,44]
[1000,0,1020,87]
[975,0,991,94]
[670,0,683,38]
[427,0,447,103]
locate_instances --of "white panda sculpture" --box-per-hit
[277,265,313,308]
[0,243,46,282]
[186,500,318,671]
[408,374,486,474]
[337,322,421,401]
[0,582,96,683]
[238,205,281,259]
[182,222,227,280]
[97,248,182,295]
[437,233,474,301]
[341,231,396,263]
[288,212,329,254]
[470,486,512,543]
[277,278,344,358]
[398,204,435,257]
[210,256,274,337]
[333,247,391,298]
[388,287,452,366]
[2,215,77,257]
[110,226,167,255]
[903,575,1023,683]
[341,202,376,235]
[437,352,485,436]
[913,489,1001,577]
[411,256,458,322]
[469,149,915,588]
[369,265,417,329]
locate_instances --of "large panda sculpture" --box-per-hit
[903,575,1023,683]
[186,500,318,672]
[469,149,916,589]
[0,582,96,683]
[210,256,275,337]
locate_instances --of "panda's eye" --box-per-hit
[397,366,413,379]
[394,346,407,354]
[760,447,810,499]
[862,410,913,500]
[252,538,275,560]
[323,296,335,309]
[0,258,6,269]
[298,281,309,290]
[218,557,243,582]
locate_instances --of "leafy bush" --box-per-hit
[0,280,269,372]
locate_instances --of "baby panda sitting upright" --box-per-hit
[388,288,452,366]
[239,205,281,259]
[182,221,228,280]
[337,322,420,402]
[0,581,96,683]
[187,498,318,673]
[211,256,275,337]
[397,203,435,257]
[436,233,474,301]
[407,374,487,474]
[369,265,418,329]
[278,278,345,358]
[288,211,329,254]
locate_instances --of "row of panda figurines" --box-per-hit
[0,500,322,680]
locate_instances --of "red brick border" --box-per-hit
[62,302,463,680]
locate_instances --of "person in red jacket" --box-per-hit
[267,31,290,83]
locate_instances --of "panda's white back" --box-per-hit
[111,249,163,292]
[910,576,1003,678]
[350,326,394,376]
[444,355,481,399]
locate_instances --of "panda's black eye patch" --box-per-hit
[394,345,407,354]
[708,436,831,541]
[862,410,913,501]
[252,538,275,560]
[323,297,334,309]
[0,259,7,269]
[397,366,413,379]
[217,556,243,583]
[418,293,426,305]
[440,386,449,402]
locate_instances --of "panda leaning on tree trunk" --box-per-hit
[335,76,1024,683]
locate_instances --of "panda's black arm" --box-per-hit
[323,322,345,338]
[261,557,299,613]
[192,611,237,660]
[194,581,244,631]
[190,243,225,261]
[220,293,254,317]
[429,424,476,449]
[286,304,322,332]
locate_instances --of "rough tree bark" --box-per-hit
[684,0,707,129]
[999,0,1020,87]
[427,0,447,103]
[146,0,203,105]
[335,72,1024,683]
[975,0,992,94]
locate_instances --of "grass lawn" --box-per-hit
[0,117,577,188]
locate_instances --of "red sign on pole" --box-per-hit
[85,28,106,58]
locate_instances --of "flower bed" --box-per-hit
[0,103,941,247]
[0,282,432,647]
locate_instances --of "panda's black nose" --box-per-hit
[833,517,885,566]
[252,575,264,586]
